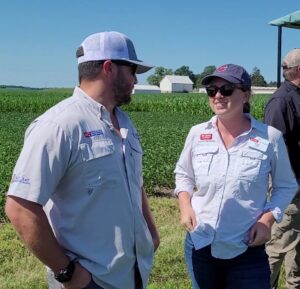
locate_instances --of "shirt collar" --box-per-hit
[248,114,266,133]
[73,86,123,130]
[285,80,300,91]
[209,113,265,135]
[73,86,103,114]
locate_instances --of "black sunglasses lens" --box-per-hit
[206,84,235,97]
[219,84,235,96]
[131,65,137,75]
[206,87,217,97]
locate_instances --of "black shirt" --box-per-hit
[264,80,300,178]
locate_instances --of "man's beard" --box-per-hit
[112,72,133,106]
[114,92,132,106]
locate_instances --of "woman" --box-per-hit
[174,64,298,289]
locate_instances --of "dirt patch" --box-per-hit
[153,186,175,197]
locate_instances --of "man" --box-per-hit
[5,31,160,289]
[264,48,300,289]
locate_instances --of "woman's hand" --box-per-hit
[178,191,197,232]
[248,211,275,247]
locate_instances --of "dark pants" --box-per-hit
[188,238,270,289]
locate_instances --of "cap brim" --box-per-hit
[201,74,241,85]
[135,64,154,74]
[122,59,154,74]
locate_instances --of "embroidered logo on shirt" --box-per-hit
[84,130,104,138]
[200,134,213,140]
[11,174,30,185]
[249,136,269,152]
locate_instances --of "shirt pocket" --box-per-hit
[238,149,268,181]
[80,139,115,188]
[192,145,218,176]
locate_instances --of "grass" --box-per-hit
[0,197,192,289]
[0,224,47,289]
[148,197,192,289]
[0,197,287,288]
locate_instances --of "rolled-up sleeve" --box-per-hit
[174,128,196,197]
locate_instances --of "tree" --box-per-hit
[268,81,277,87]
[147,67,173,86]
[251,67,267,87]
[195,65,216,89]
[174,65,196,86]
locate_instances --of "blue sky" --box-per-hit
[1,0,300,88]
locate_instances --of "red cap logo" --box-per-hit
[216,65,228,72]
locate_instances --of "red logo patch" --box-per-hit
[216,65,228,72]
[200,133,213,140]
[250,138,259,143]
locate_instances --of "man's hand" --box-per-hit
[141,187,160,252]
[63,263,92,289]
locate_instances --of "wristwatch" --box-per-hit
[54,260,76,283]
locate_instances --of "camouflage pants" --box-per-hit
[266,187,300,289]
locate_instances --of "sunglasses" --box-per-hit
[206,84,245,97]
[111,60,137,75]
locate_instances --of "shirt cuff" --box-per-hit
[264,205,282,222]
[174,187,194,197]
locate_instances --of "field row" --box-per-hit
[0,88,269,117]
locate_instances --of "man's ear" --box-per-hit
[103,60,113,75]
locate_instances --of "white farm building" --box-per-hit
[133,84,161,94]
[160,75,193,93]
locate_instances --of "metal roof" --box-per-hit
[162,75,193,84]
[269,10,300,87]
[269,10,300,29]
[134,84,160,90]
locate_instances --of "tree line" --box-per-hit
[147,65,276,88]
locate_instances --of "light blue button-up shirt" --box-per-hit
[175,114,297,259]
[8,87,154,289]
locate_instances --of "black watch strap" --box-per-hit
[54,260,76,283]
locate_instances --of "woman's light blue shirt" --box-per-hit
[175,114,297,259]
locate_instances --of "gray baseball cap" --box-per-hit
[77,31,154,74]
